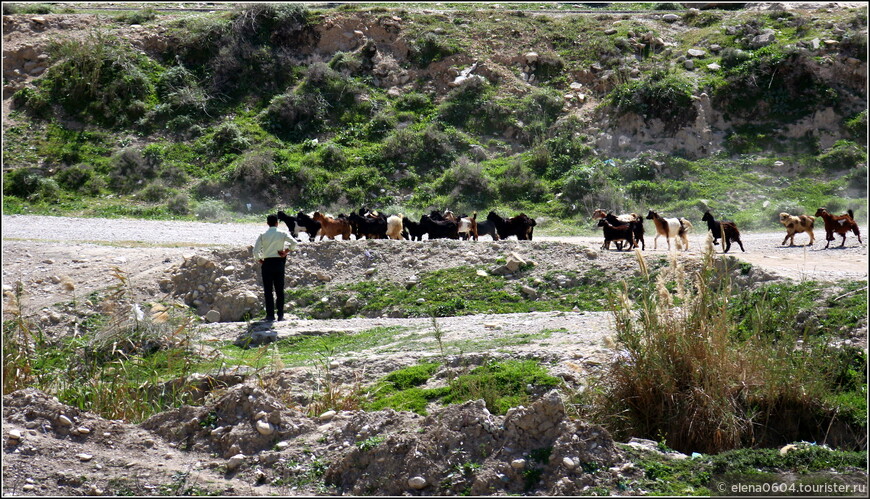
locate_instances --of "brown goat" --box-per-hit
[779,212,815,246]
[814,208,862,249]
[312,212,352,240]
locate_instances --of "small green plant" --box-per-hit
[355,435,385,452]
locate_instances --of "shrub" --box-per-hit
[379,124,462,175]
[158,164,189,187]
[3,169,40,198]
[259,91,328,140]
[328,51,362,74]
[11,87,51,118]
[55,164,95,192]
[167,192,190,215]
[434,157,496,208]
[539,132,594,179]
[116,6,158,25]
[495,158,548,203]
[409,31,459,67]
[437,76,490,128]
[3,3,54,14]
[719,47,751,70]
[839,31,867,62]
[137,182,174,202]
[195,198,231,221]
[363,110,397,140]
[108,148,159,194]
[845,111,867,143]
[395,91,433,113]
[226,150,284,210]
[814,141,867,173]
[597,251,846,453]
[516,86,564,129]
[41,33,155,126]
[30,178,62,202]
[209,122,251,156]
[533,52,565,82]
[712,46,831,122]
[606,70,696,131]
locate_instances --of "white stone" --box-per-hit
[662,13,680,22]
[22,485,35,492]
[408,476,427,489]
[562,457,577,469]
[511,459,526,469]
[57,415,73,427]
[706,63,721,71]
[8,429,22,441]
[525,52,539,63]
[687,48,706,58]
[255,420,274,436]
[205,310,221,323]
[227,454,245,470]
[77,453,94,462]
[275,441,290,450]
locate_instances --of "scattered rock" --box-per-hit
[408,476,427,489]
[227,453,245,470]
[205,309,221,323]
[255,420,274,436]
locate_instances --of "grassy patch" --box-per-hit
[285,266,629,320]
[615,442,867,496]
[364,359,561,416]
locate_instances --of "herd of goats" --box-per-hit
[274,206,863,252]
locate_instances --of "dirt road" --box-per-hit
[3,214,867,315]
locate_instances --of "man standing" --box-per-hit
[253,214,298,321]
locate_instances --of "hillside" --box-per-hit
[2,3,868,496]
[2,2,867,229]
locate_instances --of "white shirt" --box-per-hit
[253,226,297,261]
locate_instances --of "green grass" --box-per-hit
[615,442,867,496]
[215,326,409,369]
[364,359,562,416]
[285,266,638,320]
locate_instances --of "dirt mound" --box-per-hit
[141,384,315,459]
[323,391,621,495]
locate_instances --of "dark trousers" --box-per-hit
[261,257,286,320]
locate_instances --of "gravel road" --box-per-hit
[3,213,867,275]
[2,213,867,317]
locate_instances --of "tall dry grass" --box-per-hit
[599,235,835,453]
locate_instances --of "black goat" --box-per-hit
[276,211,301,241]
[604,212,644,251]
[403,217,426,241]
[701,211,745,253]
[294,211,322,242]
[597,219,635,251]
[420,214,459,239]
[348,210,387,239]
[474,219,500,241]
[487,211,536,240]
